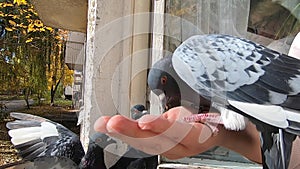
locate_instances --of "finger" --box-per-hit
[94,115,166,154]
[138,107,214,145]
[105,115,157,138]
[137,107,192,132]
[93,113,217,157]
[138,115,214,156]
[156,124,218,159]
[99,115,182,155]
[94,116,112,133]
[94,115,154,138]
[159,122,222,160]
[97,115,202,155]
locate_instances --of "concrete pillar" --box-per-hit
[82,0,151,150]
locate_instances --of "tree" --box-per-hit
[0,0,73,107]
[46,29,73,105]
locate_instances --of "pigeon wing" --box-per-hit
[172,34,300,128]
[6,112,85,165]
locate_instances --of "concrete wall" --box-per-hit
[81,0,151,148]
[65,32,86,71]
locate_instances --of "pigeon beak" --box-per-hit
[151,89,168,111]
[158,92,167,109]
[158,92,170,112]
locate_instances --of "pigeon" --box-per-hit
[130,104,150,120]
[147,34,300,169]
[5,112,157,169]
[5,112,116,169]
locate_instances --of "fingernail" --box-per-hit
[138,115,158,130]
[106,125,116,133]
[94,117,107,132]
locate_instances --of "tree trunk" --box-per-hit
[50,88,54,106]
[23,88,31,109]
[50,78,61,106]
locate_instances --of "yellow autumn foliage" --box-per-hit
[9,20,17,26]
[1,1,51,34]
[13,0,27,6]
[34,20,43,27]
[45,27,53,32]
[5,27,13,31]
[0,3,13,7]
[27,23,35,32]
[1,0,72,103]
[25,37,33,43]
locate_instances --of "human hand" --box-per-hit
[94,106,220,159]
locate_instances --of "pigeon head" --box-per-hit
[89,132,116,148]
[130,104,149,120]
[131,104,146,113]
[148,55,182,110]
[148,54,211,112]
[80,132,117,169]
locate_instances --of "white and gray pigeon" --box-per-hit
[5,112,159,169]
[147,34,300,169]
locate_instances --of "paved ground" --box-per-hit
[0,99,34,112]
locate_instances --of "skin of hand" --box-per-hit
[94,106,262,163]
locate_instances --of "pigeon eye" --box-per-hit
[161,76,167,85]
[95,138,103,143]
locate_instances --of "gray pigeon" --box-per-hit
[5,112,117,169]
[147,34,300,169]
[130,104,149,120]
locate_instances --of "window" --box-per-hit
[151,0,299,168]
